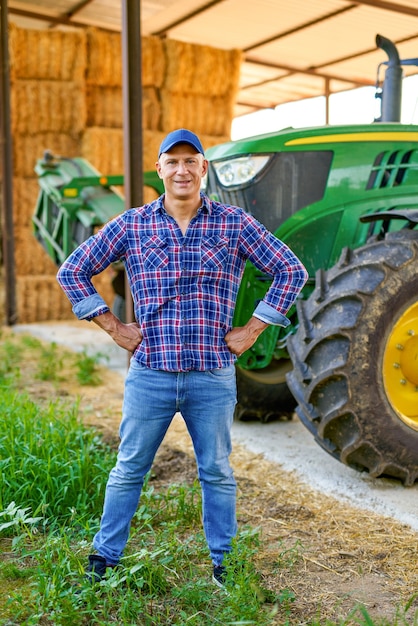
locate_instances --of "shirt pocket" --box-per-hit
[141,235,169,270]
[201,235,229,271]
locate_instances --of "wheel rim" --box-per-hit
[383,301,418,430]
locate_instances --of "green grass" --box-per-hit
[0,332,416,625]
[74,350,106,386]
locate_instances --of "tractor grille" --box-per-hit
[206,150,333,233]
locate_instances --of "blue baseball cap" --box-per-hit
[158,129,205,157]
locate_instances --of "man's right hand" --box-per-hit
[92,311,143,352]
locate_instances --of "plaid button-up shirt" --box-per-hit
[57,194,308,371]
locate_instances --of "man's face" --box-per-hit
[156,143,208,201]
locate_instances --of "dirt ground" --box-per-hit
[9,328,418,623]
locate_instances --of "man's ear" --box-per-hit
[156,161,163,179]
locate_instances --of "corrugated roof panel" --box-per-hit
[162,0,349,50]
[252,5,418,75]
[7,0,418,112]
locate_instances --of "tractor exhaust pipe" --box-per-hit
[376,34,403,122]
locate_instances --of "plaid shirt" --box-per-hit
[57,194,308,371]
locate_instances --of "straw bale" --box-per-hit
[142,87,161,131]
[86,85,160,130]
[160,91,234,136]
[143,129,165,171]
[86,28,123,87]
[13,177,41,229]
[9,22,87,82]
[16,275,73,323]
[142,36,166,88]
[14,226,58,276]
[163,40,242,97]
[81,128,169,175]
[13,133,80,178]
[86,30,165,89]
[15,266,118,323]
[143,185,159,205]
[81,127,124,175]
[200,133,230,151]
[11,80,86,134]
[86,86,123,128]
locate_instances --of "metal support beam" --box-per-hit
[121,0,143,210]
[325,76,330,125]
[121,0,143,327]
[0,0,17,324]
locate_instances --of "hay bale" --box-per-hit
[13,133,80,178]
[86,30,165,89]
[16,275,73,323]
[81,128,170,175]
[142,129,165,170]
[86,28,123,87]
[142,87,161,131]
[143,185,159,204]
[163,40,242,97]
[13,177,41,229]
[81,127,124,174]
[142,36,166,88]
[86,85,160,130]
[200,133,230,150]
[9,22,87,82]
[14,226,58,276]
[16,273,116,323]
[86,85,123,128]
[11,80,86,134]
[160,91,234,136]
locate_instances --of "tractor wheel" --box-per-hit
[286,231,418,485]
[235,359,296,422]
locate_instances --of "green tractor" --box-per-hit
[33,35,418,485]
[204,35,418,486]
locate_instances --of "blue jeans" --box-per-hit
[93,360,238,566]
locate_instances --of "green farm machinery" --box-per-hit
[33,35,418,484]
[33,151,163,265]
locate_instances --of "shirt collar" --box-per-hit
[152,192,212,217]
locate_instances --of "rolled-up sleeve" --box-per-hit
[56,214,126,319]
[239,213,308,320]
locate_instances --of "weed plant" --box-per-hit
[74,351,106,386]
[0,333,416,624]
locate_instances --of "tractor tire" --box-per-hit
[235,359,296,422]
[286,230,418,486]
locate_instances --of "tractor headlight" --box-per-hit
[212,155,270,187]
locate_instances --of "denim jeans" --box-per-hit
[93,360,238,566]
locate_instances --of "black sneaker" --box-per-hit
[85,554,111,584]
[212,564,227,588]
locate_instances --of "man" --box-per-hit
[57,128,308,588]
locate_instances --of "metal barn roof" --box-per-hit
[7,0,418,118]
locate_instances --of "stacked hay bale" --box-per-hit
[82,28,167,206]
[8,23,242,323]
[161,39,241,141]
[9,24,86,322]
[82,30,242,196]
